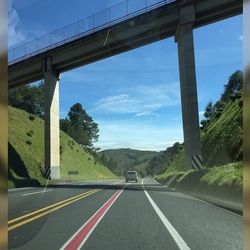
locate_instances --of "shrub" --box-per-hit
[26,140,32,145]
[27,130,34,137]
[29,115,35,121]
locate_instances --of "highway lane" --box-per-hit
[8,178,242,250]
[8,178,122,221]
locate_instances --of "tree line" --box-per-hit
[200,70,243,130]
[8,83,99,152]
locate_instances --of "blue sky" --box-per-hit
[8,0,243,151]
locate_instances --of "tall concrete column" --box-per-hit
[175,1,202,169]
[44,58,60,179]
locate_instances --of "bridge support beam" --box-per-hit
[44,59,60,179]
[175,2,202,169]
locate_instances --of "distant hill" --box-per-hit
[134,143,184,176]
[99,148,158,175]
[8,107,116,188]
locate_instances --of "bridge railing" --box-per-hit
[8,0,175,65]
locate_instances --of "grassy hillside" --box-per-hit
[170,98,242,172]
[100,148,158,175]
[8,107,116,188]
[156,98,242,185]
[134,143,184,176]
[201,98,242,166]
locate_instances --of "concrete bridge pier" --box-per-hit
[44,58,60,179]
[175,1,202,169]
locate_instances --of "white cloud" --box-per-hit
[93,82,180,117]
[95,119,183,151]
[8,0,25,47]
[238,35,243,41]
[199,111,205,116]
[134,111,159,117]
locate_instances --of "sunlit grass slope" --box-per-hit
[8,106,116,188]
[156,98,242,186]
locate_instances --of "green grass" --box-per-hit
[8,107,116,187]
[155,162,242,189]
[201,162,242,187]
[158,98,242,177]
[201,99,242,166]
[155,171,186,185]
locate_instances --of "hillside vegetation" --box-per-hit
[156,70,243,186]
[99,148,158,175]
[8,107,116,188]
[134,142,184,176]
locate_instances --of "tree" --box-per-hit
[60,103,99,148]
[221,70,243,103]
[9,82,44,117]
[200,71,243,130]
[99,154,108,167]
[204,101,215,120]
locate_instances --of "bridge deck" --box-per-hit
[8,0,242,87]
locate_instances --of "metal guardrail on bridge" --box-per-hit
[8,0,175,65]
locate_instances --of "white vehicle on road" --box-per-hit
[125,171,138,183]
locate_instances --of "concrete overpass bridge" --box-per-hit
[8,0,242,179]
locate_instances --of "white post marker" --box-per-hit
[142,179,190,250]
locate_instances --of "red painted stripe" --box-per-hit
[64,189,123,250]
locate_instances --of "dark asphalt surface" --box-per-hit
[8,178,242,250]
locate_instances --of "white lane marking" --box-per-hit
[142,179,190,250]
[8,187,34,192]
[22,189,53,196]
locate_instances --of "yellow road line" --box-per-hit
[8,189,101,231]
[9,188,99,225]
[8,180,124,231]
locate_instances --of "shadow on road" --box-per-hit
[47,182,174,192]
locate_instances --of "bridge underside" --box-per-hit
[8,0,242,178]
[8,0,242,87]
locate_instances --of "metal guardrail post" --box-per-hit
[109,6,111,23]
[126,0,128,16]
[8,0,174,63]
[23,44,25,58]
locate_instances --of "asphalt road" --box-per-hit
[8,178,242,250]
